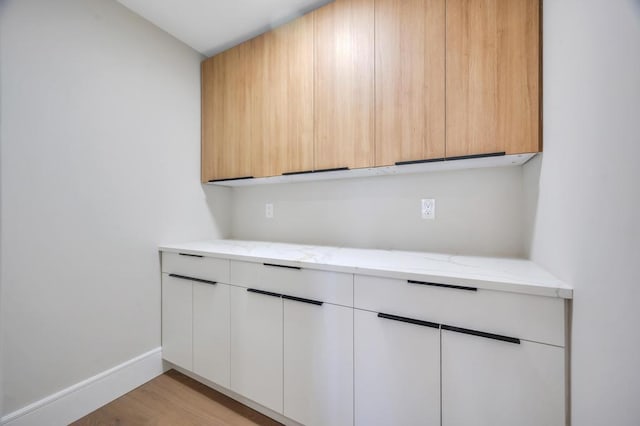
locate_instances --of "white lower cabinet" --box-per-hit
[441,329,565,426]
[162,274,230,383]
[161,250,568,426]
[354,309,441,426]
[161,274,193,370]
[193,281,230,388]
[283,298,353,426]
[230,286,284,413]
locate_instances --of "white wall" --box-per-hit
[0,0,230,415]
[527,0,640,424]
[232,166,527,257]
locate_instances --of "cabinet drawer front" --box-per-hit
[441,330,565,426]
[162,252,229,283]
[355,309,440,426]
[161,274,193,370]
[354,275,564,346]
[230,260,353,306]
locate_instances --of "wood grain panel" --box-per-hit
[375,0,445,166]
[201,43,254,182]
[252,15,314,177]
[314,0,374,170]
[72,370,281,426]
[446,0,540,157]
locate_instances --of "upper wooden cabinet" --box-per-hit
[375,0,446,166]
[446,0,540,157]
[251,15,314,177]
[201,0,541,183]
[201,15,313,182]
[314,0,375,170]
[201,43,254,182]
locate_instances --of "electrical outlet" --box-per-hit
[421,199,435,219]
[265,203,274,219]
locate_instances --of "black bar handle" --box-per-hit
[395,157,445,166]
[408,280,477,292]
[282,169,314,176]
[444,152,505,162]
[263,263,301,270]
[313,167,349,173]
[169,274,217,286]
[247,288,282,298]
[282,294,323,306]
[378,313,440,329]
[208,176,254,183]
[442,324,520,345]
[178,253,203,258]
[395,152,505,166]
[282,167,349,176]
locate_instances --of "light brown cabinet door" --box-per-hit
[201,43,254,182]
[251,15,314,177]
[314,0,374,171]
[375,0,446,166]
[446,0,540,157]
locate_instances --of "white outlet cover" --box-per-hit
[421,199,435,219]
[265,203,274,219]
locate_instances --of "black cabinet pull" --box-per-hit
[282,167,349,176]
[282,294,323,306]
[444,152,505,162]
[395,152,505,166]
[263,263,301,270]
[395,157,445,166]
[442,324,520,345]
[282,169,314,176]
[378,313,440,329]
[247,288,282,298]
[168,274,216,286]
[178,253,203,258]
[208,176,254,183]
[407,279,477,292]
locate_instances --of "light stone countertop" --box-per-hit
[159,239,573,299]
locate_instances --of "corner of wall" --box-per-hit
[202,184,234,239]
[521,154,543,260]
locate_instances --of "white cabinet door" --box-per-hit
[283,298,353,426]
[442,329,565,426]
[193,282,230,388]
[161,274,192,370]
[354,310,440,426]
[230,286,283,413]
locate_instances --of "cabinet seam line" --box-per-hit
[443,0,447,159]
[352,273,355,425]
[440,325,443,426]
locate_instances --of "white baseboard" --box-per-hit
[1,347,166,426]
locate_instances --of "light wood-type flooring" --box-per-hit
[72,369,282,426]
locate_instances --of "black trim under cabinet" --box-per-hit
[208,176,254,183]
[407,279,477,292]
[263,263,301,270]
[282,167,349,176]
[442,324,520,345]
[168,274,217,286]
[247,288,282,298]
[282,294,323,306]
[178,253,203,258]
[377,313,440,329]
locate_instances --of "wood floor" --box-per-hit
[72,370,282,426]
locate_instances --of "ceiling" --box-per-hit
[117,0,333,57]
